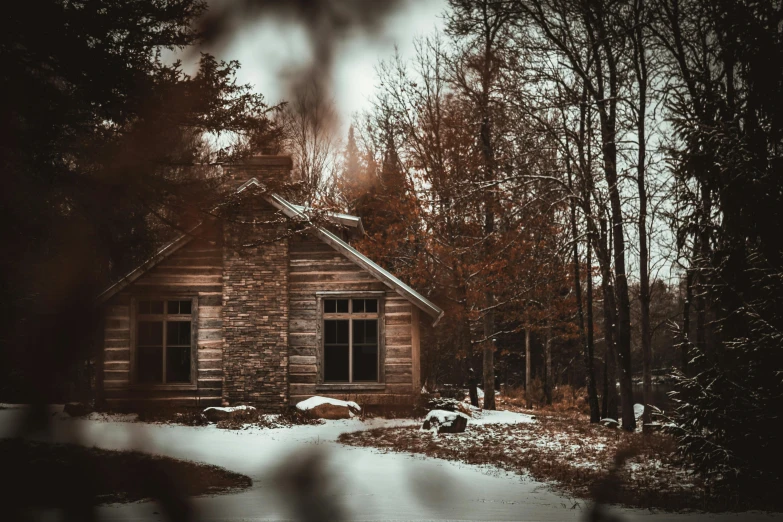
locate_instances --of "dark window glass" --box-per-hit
[365,299,378,313]
[325,299,336,314]
[325,319,349,345]
[168,300,191,315]
[138,321,163,346]
[150,300,164,314]
[353,319,378,344]
[137,346,163,383]
[353,344,378,381]
[352,319,378,381]
[324,345,349,382]
[336,299,349,313]
[166,346,191,383]
[138,301,150,314]
[352,299,365,313]
[167,321,191,346]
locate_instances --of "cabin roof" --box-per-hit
[96,178,443,325]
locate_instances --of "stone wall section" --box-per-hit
[221,196,290,411]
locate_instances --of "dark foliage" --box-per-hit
[0,0,279,402]
[659,0,783,489]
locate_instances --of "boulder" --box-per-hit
[203,405,256,423]
[295,396,361,420]
[64,402,92,417]
[422,409,469,434]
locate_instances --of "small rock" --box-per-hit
[64,402,92,417]
[203,405,256,423]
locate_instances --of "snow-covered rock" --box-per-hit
[600,417,619,428]
[634,403,645,421]
[421,409,469,434]
[295,396,360,419]
[203,404,256,423]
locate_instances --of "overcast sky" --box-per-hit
[192,0,446,134]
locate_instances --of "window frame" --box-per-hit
[130,296,198,390]
[316,292,385,390]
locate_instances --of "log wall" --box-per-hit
[288,235,418,406]
[101,237,223,408]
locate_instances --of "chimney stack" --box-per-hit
[223,155,293,189]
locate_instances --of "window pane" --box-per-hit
[336,299,349,313]
[324,299,336,314]
[353,344,378,381]
[179,300,192,315]
[365,299,378,313]
[150,300,164,314]
[324,345,349,382]
[352,319,365,344]
[325,320,349,345]
[353,319,377,343]
[352,299,365,313]
[168,301,179,314]
[138,301,150,314]
[138,321,163,346]
[137,346,163,383]
[167,321,191,346]
[166,346,191,383]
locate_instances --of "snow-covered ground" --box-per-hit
[0,405,779,521]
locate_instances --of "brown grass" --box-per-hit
[338,411,779,512]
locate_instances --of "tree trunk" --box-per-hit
[598,218,619,421]
[525,328,532,409]
[544,322,552,405]
[585,241,601,422]
[569,168,600,422]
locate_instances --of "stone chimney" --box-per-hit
[223,155,293,189]
[220,154,293,411]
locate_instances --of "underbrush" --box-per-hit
[338,410,781,512]
[135,407,323,429]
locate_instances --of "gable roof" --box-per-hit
[97,178,443,325]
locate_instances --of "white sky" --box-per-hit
[198,0,447,133]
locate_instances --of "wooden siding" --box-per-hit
[101,238,223,408]
[288,236,418,406]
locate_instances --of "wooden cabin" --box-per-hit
[95,156,443,411]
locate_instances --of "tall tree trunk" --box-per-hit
[525,327,532,409]
[585,240,601,422]
[569,167,600,422]
[632,0,652,428]
[598,218,619,421]
[544,322,552,405]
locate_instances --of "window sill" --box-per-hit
[316,383,386,392]
[130,384,197,391]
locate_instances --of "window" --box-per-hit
[323,298,379,383]
[134,299,193,385]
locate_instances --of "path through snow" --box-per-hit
[0,406,779,521]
